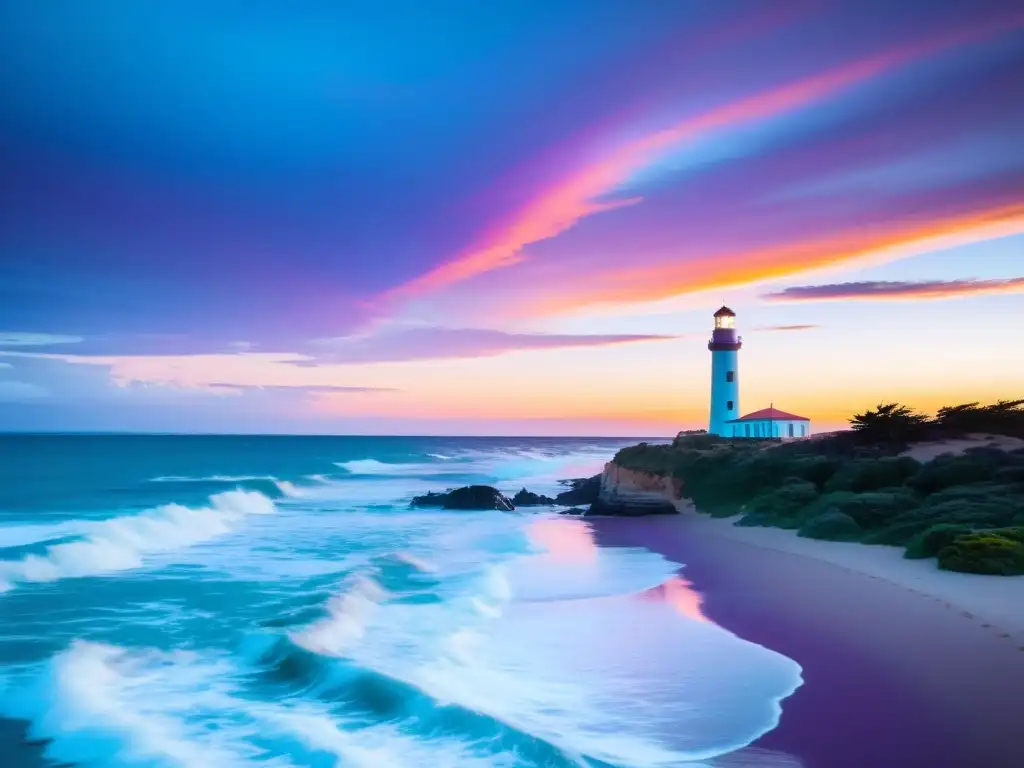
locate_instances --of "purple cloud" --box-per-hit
[305,327,676,364]
[762,278,1024,302]
[752,324,819,332]
[206,383,396,394]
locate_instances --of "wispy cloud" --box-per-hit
[753,324,819,332]
[763,277,1024,302]
[0,332,83,348]
[311,327,676,364]
[206,383,397,394]
[517,202,1024,316]
[1,328,672,394]
[384,19,1023,302]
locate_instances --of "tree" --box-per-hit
[849,403,930,444]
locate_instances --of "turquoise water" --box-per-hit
[0,435,802,767]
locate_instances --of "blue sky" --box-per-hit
[2,1,1022,434]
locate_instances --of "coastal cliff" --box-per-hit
[590,462,686,516]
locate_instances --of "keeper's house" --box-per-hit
[724,406,811,440]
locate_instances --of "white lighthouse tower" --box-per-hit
[708,306,741,436]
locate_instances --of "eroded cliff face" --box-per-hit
[591,462,693,516]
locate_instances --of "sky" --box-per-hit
[1,0,1022,436]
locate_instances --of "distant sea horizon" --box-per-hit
[0,430,675,439]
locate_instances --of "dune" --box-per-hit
[901,432,1024,463]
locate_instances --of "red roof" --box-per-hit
[726,407,809,423]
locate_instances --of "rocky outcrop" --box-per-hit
[588,463,688,516]
[554,475,602,506]
[512,488,556,506]
[411,486,515,511]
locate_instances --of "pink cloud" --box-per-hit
[383,16,1024,303]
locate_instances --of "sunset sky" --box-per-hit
[1,1,1022,435]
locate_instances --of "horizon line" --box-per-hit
[0,430,675,439]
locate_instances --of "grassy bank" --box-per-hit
[614,400,1024,575]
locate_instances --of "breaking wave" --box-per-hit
[2,639,503,768]
[0,490,275,592]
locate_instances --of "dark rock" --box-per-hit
[558,507,587,516]
[512,488,556,506]
[410,491,448,508]
[588,497,678,516]
[411,485,515,511]
[555,474,602,506]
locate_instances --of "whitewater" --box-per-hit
[0,435,802,767]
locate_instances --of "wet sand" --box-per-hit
[591,514,1024,768]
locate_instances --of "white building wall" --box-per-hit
[726,419,812,438]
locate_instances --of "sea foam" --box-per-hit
[289,575,386,657]
[1,640,249,767]
[3,639,503,768]
[335,459,433,475]
[0,490,275,591]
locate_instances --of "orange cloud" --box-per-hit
[525,202,1024,315]
[385,17,1024,301]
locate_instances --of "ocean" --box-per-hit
[0,435,802,767]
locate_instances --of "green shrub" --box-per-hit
[904,524,976,559]
[921,481,1021,505]
[861,522,929,546]
[906,450,1005,495]
[787,456,841,488]
[798,511,861,541]
[867,495,1019,546]
[937,529,1024,575]
[746,480,819,518]
[916,498,1016,528]
[823,456,920,493]
[993,465,1024,483]
[809,488,919,530]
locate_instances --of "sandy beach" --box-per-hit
[591,513,1024,768]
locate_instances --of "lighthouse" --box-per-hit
[708,306,741,436]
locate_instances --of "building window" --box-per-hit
[801,424,807,436]
[726,371,734,382]
[745,424,750,437]
[726,400,733,411]
[788,423,794,438]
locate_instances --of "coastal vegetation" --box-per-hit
[614,400,1024,575]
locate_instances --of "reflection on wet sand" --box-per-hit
[640,575,711,624]
[527,517,598,563]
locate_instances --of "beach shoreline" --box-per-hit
[590,513,1024,768]
[684,512,1024,641]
